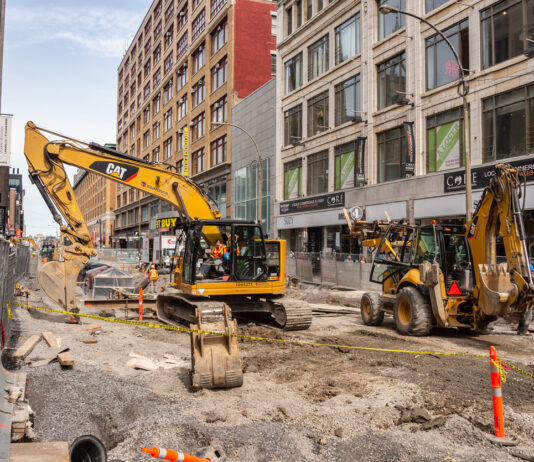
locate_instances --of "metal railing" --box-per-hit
[287,251,380,291]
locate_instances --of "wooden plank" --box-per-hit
[57,352,74,367]
[41,332,58,348]
[13,335,42,360]
[10,442,69,461]
[30,348,69,368]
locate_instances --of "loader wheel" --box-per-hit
[360,292,385,326]
[394,286,432,336]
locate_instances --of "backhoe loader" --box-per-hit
[353,163,534,335]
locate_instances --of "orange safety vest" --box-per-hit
[149,268,158,281]
[212,244,226,259]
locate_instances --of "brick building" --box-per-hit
[72,169,116,248]
[114,0,277,247]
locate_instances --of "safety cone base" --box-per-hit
[487,434,518,446]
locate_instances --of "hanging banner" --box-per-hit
[356,137,366,182]
[435,120,461,171]
[0,114,13,167]
[284,165,301,199]
[335,150,354,190]
[403,121,415,176]
[183,127,189,176]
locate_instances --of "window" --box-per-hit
[191,112,205,141]
[426,20,468,91]
[177,95,188,120]
[482,84,534,162]
[153,146,160,162]
[154,0,162,18]
[377,52,406,110]
[177,65,188,90]
[143,107,150,125]
[177,33,188,59]
[335,75,360,126]
[335,140,364,189]
[296,1,303,28]
[335,14,360,65]
[142,204,149,221]
[192,148,205,174]
[234,160,270,227]
[163,137,173,159]
[177,158,183,173]
[285,53,302,94]
[153,67,161,87]
[426,0,449,12]
[317,0,323,12]
[283,159,302,199]
[211,0,226,17]
[211,18,228,55]
[427,107,465,172]
[164,108,173,131]
[192,77,205,107]
[271,53,276,75]
[177,126,186,152]
[286,7,293,35]
[211,56,227,90]
[211,135,227,166]
[117,195,121,208]
[192,9,206,41]
[144,37,152,56]
[144,60,151,80]
[308,35,329,80]
[307,91,329,136]
[481,0,533,69]
[163,79,173,104]
[306,0,313,20]
[163,52,174,75]
[164,25,174,50]
[271,12,277,35]
[153,94,161,115]
[284,104,303,146]
[130,124,135,139]
[192,44,205,73]
[377,126,408,183]
[208,177,227,218]
[178,5,188,30]
[211,95,227,126]
[143,130,150,148]
[153,121,161,141]
[154,20,162,39]
[154,44,161,64]
[307,151,329,195]
[378,0,405,40]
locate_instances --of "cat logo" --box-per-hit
[89,161,139,182]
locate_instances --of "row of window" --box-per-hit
[283,83,534,197]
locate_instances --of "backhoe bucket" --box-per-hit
[190,304,243,389]
[38,259,84,311]
[478,264,518,316]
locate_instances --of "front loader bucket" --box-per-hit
[478,263,518,316]
[190,304,243,389]
[38,259,84,311]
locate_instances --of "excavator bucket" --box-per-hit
[478,263,518,316]
[38,259,84,311]
[190,304,243,389]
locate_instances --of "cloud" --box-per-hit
[7,5,144,58]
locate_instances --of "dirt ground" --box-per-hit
[5,276,534,462]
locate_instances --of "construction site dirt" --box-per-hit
[5,280,534,462]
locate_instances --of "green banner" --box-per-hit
[436,120,461,171]
[284,167,301,199]
[335,151,354,189]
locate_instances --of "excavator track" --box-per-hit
[269,299,312,330]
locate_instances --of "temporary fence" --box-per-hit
[287,252,381,291]
[98,248,139,264]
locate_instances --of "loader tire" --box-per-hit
[394,286,432,336]
[360,292,385,326]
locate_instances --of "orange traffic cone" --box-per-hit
[141,447,210,462]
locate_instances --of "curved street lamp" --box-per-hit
[212,122,264,227]
[380,4,473,220]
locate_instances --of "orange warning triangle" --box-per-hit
[447,281,462,296]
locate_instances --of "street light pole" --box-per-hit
[380,5,472,221]
[212,122,264,227]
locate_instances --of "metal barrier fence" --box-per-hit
[287,252,380,291]
[98,248,139,263]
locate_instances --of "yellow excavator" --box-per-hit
[353,163,534,335]
[10,237,39,253]
[23,122,311,331]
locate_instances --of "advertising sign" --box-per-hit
[356,137,366,182]
[336,150,354,190]
[435,120,461,171]
[403,122,415,176]
[183,127,189,176]
[284,165,301,199]
[0,115,12,167]
[280,191,345,215]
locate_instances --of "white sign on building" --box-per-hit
[0,115,13,167]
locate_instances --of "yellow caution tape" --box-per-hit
[490,358,507,384]
[8,301,534,381]
[7,303,12,319]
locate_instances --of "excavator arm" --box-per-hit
[24,121,221,310]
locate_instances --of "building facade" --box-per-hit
[275,0,534,255]
[7,169,23,236]
[113,0,277,247]
[0,0,7,237]
[231,78,276,235]
[72,170,116,248]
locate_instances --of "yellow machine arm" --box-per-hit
[24,121,221,310]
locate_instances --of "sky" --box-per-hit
[3,0,150,236]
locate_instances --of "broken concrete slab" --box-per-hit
[13,335,42,360]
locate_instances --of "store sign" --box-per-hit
[280,192,345,215]
[0,114,12,167]
[443,158,534,193]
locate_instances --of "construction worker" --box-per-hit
[149,265,158,291]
